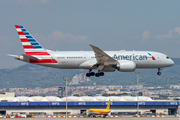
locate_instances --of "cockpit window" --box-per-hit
[166,56,170,59]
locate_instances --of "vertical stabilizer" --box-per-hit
[106,99,111,110]
[14,25,57,63]
[15,25,49,56]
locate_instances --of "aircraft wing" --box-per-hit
[89,44,117,67]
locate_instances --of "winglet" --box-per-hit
[89,44,100,52]
[106,99,111,110]
[89,44,94,47]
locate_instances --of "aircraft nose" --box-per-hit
[168,59,174,66]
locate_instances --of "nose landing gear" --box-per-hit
[157,68,162,75]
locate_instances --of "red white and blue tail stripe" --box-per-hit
[15,25,49,55]
[15,25,57,63]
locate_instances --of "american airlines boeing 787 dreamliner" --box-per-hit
[10,25,174,77]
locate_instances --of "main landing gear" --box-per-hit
[86,70,104,77]
[157,68,161,75]
[103,114,108,118]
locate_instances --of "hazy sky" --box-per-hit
[1,0,180,69]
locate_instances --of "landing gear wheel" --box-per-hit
[157,68,162,75]
[157,72,161,75]
[86,70,105,77]
[99,72,104,76]
[86,73,91,77]
[90,72,95,76]
[86,69,95,77]
[103,114,107,118]
[95,73,100,77]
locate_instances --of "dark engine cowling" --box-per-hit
[116,61,136,72]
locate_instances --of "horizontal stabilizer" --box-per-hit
[7,54,19,57]
[22,54,39,60]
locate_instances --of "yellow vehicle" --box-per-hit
[88,99,111,118]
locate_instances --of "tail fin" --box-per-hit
[106,99,111,110]
[15,25,50,56]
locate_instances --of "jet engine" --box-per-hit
[116,61,136,72]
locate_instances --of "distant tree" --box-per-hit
[73,94,80,97]
[57,95,61,98]
[102,93,108,96]
[85,93,95,96]
[29,95,37,97]
[138,92,143,96]
[120,93,128,96]
[96,90,103,94]
[116,93,122,96]
[102,93,126,96]
[110,93,116,96]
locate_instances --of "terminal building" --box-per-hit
[0,96,179,116]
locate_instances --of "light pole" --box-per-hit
[135,72,141,116]
[63,78,71,120]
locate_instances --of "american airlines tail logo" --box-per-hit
[15,25,57,63]
[148,53,156,60]
[15,25,49,55]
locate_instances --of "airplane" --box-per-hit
[10,25,174,77]
[87,99,111,118]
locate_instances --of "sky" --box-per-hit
[1,0,180,69]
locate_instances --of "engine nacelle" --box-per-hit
[116,61,136,72]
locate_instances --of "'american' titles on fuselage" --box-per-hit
[113,54,148,60]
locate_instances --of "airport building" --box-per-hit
[0,96,179,116]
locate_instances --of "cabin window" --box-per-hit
[57,57,65,59]
[67,57,83,59]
